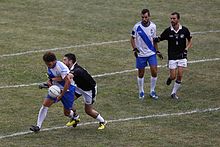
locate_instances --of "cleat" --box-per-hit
[149,91,159,100]
[171,93,179,99]
[30,125,40,132]
[166,77,172,85]
[98,121,107,130]
[139,92,145,99]
[66,118,80,127]
[72,118,80,127]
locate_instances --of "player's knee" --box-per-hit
[138,69,145,78]
[151,72,157,77]
[138,72,144,78]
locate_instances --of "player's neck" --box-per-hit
[70,62,77,70]
[173,23,180,31]
[141,21,150,27]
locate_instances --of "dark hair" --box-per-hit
[43,52,57,62]
[171,12,180,19]
[141,9,150,16]
[64,53,76,63]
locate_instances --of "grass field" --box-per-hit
[0,0,220,146]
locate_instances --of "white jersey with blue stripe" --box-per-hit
[131,21,157,57]
[47,61,75,91]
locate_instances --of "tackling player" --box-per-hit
[63,53,107,130]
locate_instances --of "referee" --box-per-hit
[155,12,192,99]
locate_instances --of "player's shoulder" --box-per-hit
[133,21,142,28]
[56,61,68,68]
[163,26,172,33]
[72,64,85,73]
[181,26,190,32]
[150,21,156,27]
[56,60,65,66]
[56,61,69,73]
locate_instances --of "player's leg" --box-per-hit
[137,68,145,98]
[30,98,54,132]
[170,59,187,99]
[148,55,158,99]
[167,60,177,85]
[171,67,183,99]
[83,87,106,129]
[62,91,80,127]
[136,57,147,99]
[84,104,106,130]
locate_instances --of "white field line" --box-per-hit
[0,107,219,140]
[0,30,219,58]
[0,58,219,89]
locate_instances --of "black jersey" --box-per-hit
[70,63,96,91]
[160,26,192,60]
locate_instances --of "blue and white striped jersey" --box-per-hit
[47,61,75,92]
[131,21,157,57]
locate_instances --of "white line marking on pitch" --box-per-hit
[0,107,219,140]
[0,30,219,58]
[0,58,219,89]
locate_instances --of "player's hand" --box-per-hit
[156,51,163,60]
[47,80,53,87]
[133,48,140,58]
[153,36,161,43]
[55,95,62,103]
[39,82,49,89]
[55,90,63,102]
[183,49,188,59]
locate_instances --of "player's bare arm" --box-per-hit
[57,74,71,101]
[154,42,163,60]
[185,38,192,50]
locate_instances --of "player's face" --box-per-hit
[141,13,150,24]
[63,57,70,67]
[170,14,179,26]
[45,61,56,68]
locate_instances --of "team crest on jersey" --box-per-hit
[180,34,185,38]
[150,29,154,35]
[174,34,179,38]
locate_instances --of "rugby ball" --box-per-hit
[48,85,61,98]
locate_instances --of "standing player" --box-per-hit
[30,52,79,132]
[131,9,163,100]
[155,12,192,99]
[62,53,107,130]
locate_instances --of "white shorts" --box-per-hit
[75,85,97,105]
[168,59,187,69]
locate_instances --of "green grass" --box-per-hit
[0,0,220,146]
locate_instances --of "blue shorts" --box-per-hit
[46,90,75,110]
[136,54,157,69]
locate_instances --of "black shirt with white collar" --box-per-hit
[70,63,96,91]
[160,25,192,60]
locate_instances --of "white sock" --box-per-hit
[68,110,74,118]
[96,114,105,123]
[37,105,49,128]
[150,76,157,92]
[171,81,181,94]
[137,77,144,93]
[68,110,79,119]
